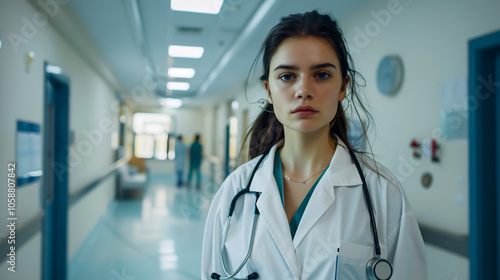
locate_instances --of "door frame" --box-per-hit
[42,62,70,280]
[468,29,500,280]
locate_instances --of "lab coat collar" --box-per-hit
[249,138,363,276]
[251,144,300,278]
[324,138,364,187]
[292,138,363,247]
[250,138,363,193]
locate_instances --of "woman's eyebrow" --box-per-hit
[273,63,337,71]
[310,63,337,70]
[273,64,298,71]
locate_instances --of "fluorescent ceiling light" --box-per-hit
[160,98,183,108]
[171,0,224,14]
[168,45,204,58]
[168,68,195,79]
[167,82,190,91]
[231,101,239,110]
[46,65,62,74]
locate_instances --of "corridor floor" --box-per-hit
[69,174,219,280]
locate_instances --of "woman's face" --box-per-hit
[263,36,347,135]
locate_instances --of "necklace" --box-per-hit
[283,167,328,185]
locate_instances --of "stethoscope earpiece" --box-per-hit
[366,257,393,280]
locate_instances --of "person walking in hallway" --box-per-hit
[174,134,187,187]
[188,133,203,189]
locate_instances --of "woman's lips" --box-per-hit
[292,105,318,116]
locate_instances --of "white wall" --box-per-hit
[339,0,500,235]
[338,1,499,278]
[0,0,120,278]
[208,1,500,279]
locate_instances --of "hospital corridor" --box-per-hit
[1,0,500,279]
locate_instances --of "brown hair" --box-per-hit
[242,10,374,162]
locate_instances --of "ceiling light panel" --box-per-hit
[167,82,190,91]
[168,68,196,79]
[168,45,204,59]
[160,98,183,108]
[171,0,224,14]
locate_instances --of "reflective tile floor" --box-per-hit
[69,174,219,280]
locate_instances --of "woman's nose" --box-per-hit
[295,78,313,99]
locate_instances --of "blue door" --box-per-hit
[468,30,500,280]
[42,62,70,280]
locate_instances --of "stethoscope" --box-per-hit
[211,148,393,280]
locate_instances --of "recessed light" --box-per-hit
[46,65,62,74]
[231,101,239,110]
[160,98,183,108]
[167,82,190,91]
[168,68,195,79]
[171,0,224,14]
[168,45,204,59]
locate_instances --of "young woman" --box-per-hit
[202,11,426,280]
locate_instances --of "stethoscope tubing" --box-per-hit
[219,212,259,279]
[215,151,270,280]
[213,147,392,279]
[347,148,382,257]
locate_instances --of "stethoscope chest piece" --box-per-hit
[366,257,393,280]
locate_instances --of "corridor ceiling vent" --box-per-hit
[176,26,204,35]
[171,0,225,14]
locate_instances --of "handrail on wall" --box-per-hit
[418,224,468,258]
[0,156,469,262]
[0,156,130,262]
[69,156,130,206]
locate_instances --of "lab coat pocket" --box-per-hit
[335,242,373,280]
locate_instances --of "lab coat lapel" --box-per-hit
[292,141,363,248]
[251,145,300,279]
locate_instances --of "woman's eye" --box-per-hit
[316,72,331,80]
[279,74,294,81]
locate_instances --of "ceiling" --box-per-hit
[63,0,366,109]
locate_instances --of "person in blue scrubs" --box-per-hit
[188,133,203,189]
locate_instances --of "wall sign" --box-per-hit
[16,120,43,186]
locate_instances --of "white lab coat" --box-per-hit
[202,140,427,280]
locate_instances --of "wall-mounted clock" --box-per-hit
[376,55,404,96]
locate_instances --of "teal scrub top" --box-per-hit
[273,149,328,239]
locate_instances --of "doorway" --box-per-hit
[468,29,500,280]
[42,62,70,280]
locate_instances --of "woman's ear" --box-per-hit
[263,80,273,104]
[339,76,350,101]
